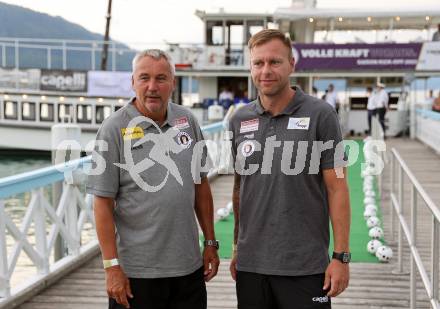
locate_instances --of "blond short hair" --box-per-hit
[248,29,293,60]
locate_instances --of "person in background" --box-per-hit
[372,82,388,133]
[432,24,440,41]
[219,87,234,101]
[366,86,375,134]
[311,86,318,98]
[424,89,436,109]
[433,92,440,112]
[322,89,328,101]
[325,84,340,112]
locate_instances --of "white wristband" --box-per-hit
[103,258,119,269]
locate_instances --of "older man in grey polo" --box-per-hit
[87,49,219,309]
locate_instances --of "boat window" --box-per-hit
[22,102,36,121]
[206,21,224,45]
[4,101,18,120]
[40,103,54,122]
[58,104,73,123]
[96,105,112,124]
[77,104,92,123]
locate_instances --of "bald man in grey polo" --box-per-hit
[87,98,207,278]
[229,86,346,276]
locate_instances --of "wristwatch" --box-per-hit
[203,240,220,249]
[103,258,120,269]
[332,252,351,264]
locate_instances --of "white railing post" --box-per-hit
[47,47,51,69]
[218,130,233,175]
[431,218,439,302]
[91,45,96,70]
[0,200,10,298]
[14,39,19,69]
[112,42,116,71]
[410,184,417,309]
[390,153,395,242]
[397,165,404,273]
[62,41,67,70]
[64,183,79,256]
[34,189,49,275]
[1,44,6,67]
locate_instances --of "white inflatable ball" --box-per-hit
[364,151,375,162]
[364,139,375,150]
[364,175,374,182]
[369,226,384,239]
[367,239,383,254]
[363,183,373,191]
[226,201,233,212]
[216,208,229,220]
[364,208,377,220]
[375,245,393,262]
[364,152,371,161]
[363,179,373,186]
[364,190,376,198]
[365,204,378,212]
[365,167,376,176]
[364,197,375,205]
[363,178,373,184]
[366,216,381,228]
[364,177,374,186]
[362,181,374,192]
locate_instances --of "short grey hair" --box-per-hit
[132,49,176,76]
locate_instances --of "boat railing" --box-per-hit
[387,148,440,309]
[0,117,231,309]
[0,37,248,72]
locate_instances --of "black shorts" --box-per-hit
[109,267,206,309]
[236,271,331,309]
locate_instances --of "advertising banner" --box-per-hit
[40,69,87,92]
[0,68,40,90]
[87,71,134,98]
[293,43,423,71]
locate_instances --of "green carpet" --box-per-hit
[329,140,383,262]
[208,140,383,262]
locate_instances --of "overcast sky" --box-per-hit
[2,0,440,47]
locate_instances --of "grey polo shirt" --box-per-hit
[87,99,208,278]
[229,86,346,276]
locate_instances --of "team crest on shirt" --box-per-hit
[241,140,255,157]
[177,131,192,148]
